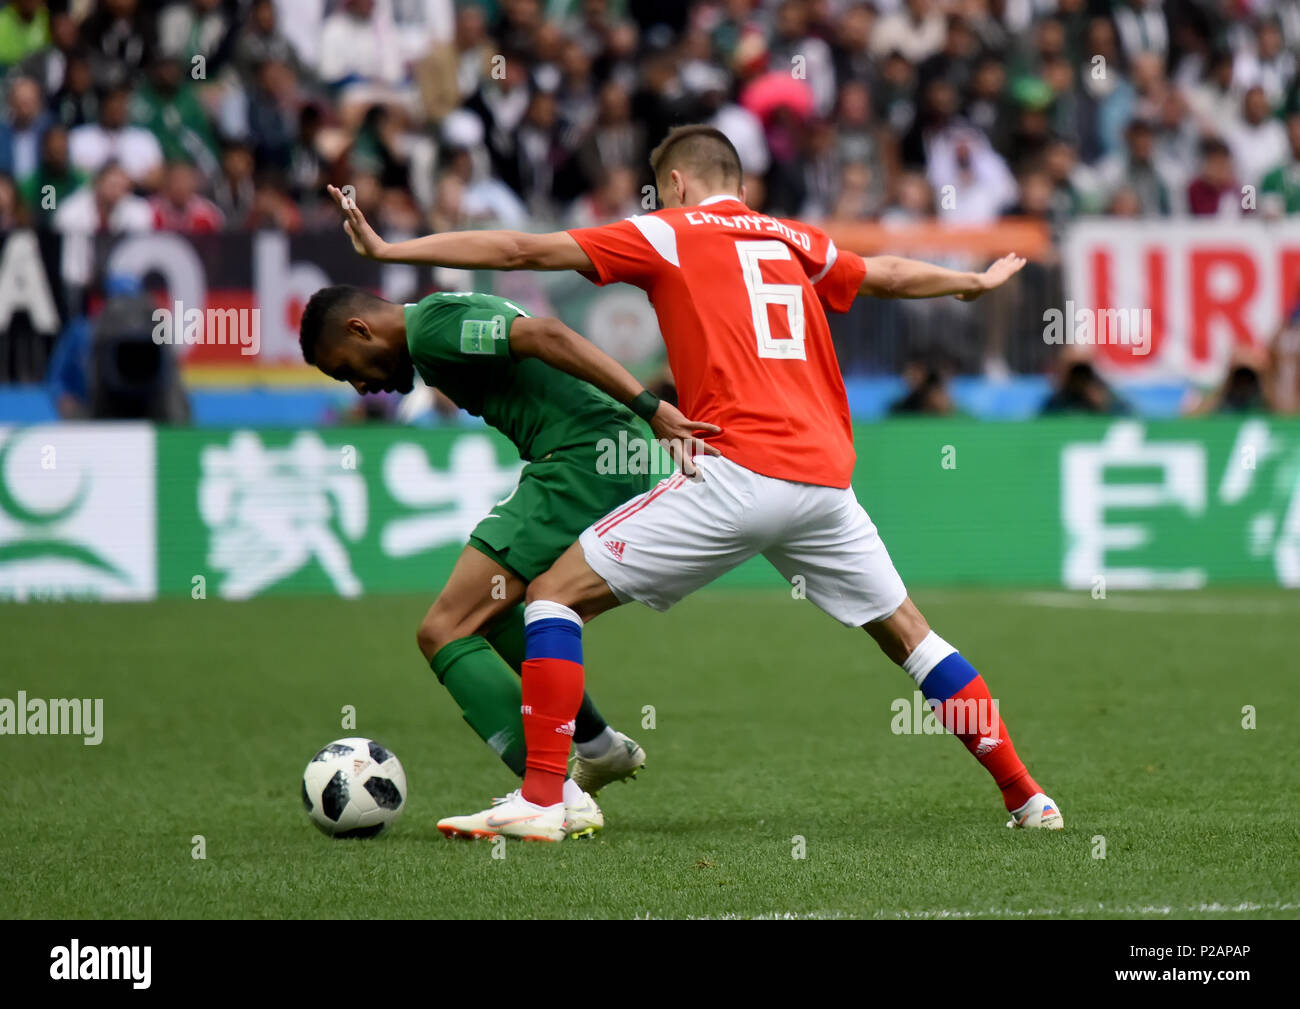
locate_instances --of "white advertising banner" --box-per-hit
[0,424,156,601]
[1062,219,1300,383]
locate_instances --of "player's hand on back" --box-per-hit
[956,253,1027,301]
[327,185,388,260]
[649,402,722,477]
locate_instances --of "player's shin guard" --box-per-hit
[484,603,609,744]
[430,636,527,776]
[521,601,586,806]
[902,631,1042,811]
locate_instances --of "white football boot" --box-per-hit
[437,789,566,842]
[569,731,646,795]
[1006,792,1064,830]
[563,788,604,839]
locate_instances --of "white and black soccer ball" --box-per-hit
[302,737,407,838]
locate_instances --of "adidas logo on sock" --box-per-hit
[975,735,1003,756]
[556,719,576,736]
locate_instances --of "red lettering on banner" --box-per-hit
[1146,247,1166,363]
[1280,250,1300,320]
[1096,247,1166,367]
[1190,249,1257,364]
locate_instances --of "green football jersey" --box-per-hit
[403,291,644,460]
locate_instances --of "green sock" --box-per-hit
[484,603,609,744]
[430,636,526,777]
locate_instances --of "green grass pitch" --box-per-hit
[2,588,1297,919]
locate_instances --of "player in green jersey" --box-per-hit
[298,284,718,839]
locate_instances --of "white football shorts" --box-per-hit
[578,453,908,626]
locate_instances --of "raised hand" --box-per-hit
[956,253,1027,301]
[327,184,387,260]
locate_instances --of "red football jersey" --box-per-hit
[568,196,865,488]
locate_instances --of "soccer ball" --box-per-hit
[301,737,407,838]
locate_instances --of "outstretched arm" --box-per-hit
[859,253,1026,301]
[510,316,721,474]
[327,185,593,272]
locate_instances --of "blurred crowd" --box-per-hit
[0,0,1297,239]
[4,0,1300,415]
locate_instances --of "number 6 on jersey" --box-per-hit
[736,239,806,360]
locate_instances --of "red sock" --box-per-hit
[520,655,582,806]
[939,675,1041,811]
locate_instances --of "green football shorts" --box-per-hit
[468,442,652,582]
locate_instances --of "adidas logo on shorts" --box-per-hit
[602,539,627,561]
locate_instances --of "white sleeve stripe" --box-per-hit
[626,214,680,268]
[808,239,838,286]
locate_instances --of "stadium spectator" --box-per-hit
[832,79,892,214]
[53,159,152,233]
[1041,354,1130,415]
[1111,0,1169,65]
[68,84,163,188]
[318,0,409,123]
[150,159,224,233]
[453,3,494,101]
[234,0,301,86]
[156,0,231,67]
[433,113,528,228]
[15,7,78,96]
[272,0,326,74]
[829,2,875,85]
[80,0,153,91]
[19,124,84,227]
[1184,48,1240,134]
[1226,85,1288,188]
[1186,137,1239,217]
[872,0,945,64]
[1040,137,1091,221]
[132,55,219,176]
[1233,17,1294,106]
[1259,111,1300,217]
[889,358,956,415]
[567,164,642,227]
[46,309,93,419]
[926,122,1018,225]
[0,170,21,228]
[212,138,256,224]
[0,75,50,182]
[1185,348,1274,415]
[575,78,645,195]
[50,51,97,129]
[288,103,327,203]
[767,0,835,116]
[247,57,305,173]
[0,0,49,69]
[245,170,302,231]
[1090,118,1176,217]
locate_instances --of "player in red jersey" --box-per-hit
[327,125,1062,841]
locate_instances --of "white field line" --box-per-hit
[663,900,1298,920]
[870,900,1299,920]
[1011,592,1300,615]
